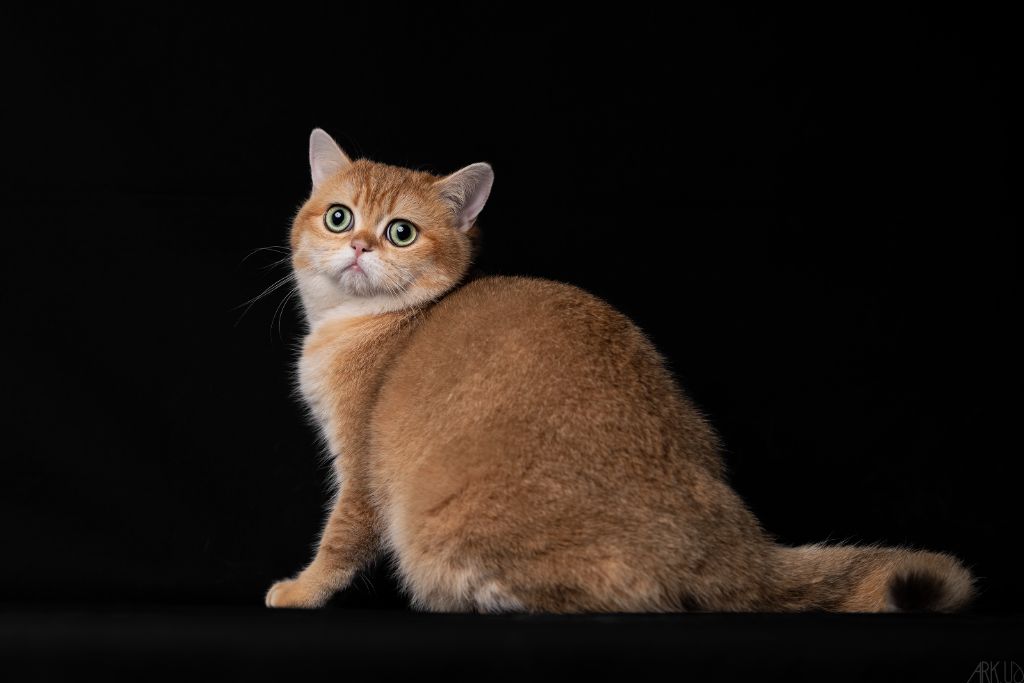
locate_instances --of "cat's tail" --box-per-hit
[769,543,975,612]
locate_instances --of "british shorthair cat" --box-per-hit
[264,129,974,613]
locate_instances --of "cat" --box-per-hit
[264,128,975,613]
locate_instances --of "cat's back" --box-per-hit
[410,275,654,371]
[373,275,703,468]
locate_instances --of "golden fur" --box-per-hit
[265,130,975,613]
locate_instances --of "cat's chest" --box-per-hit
[298,321,364,436]
[297,340,345,432]
[297,312,409,459]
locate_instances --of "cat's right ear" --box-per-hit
[309,128,352,188]
[434,162,495,233]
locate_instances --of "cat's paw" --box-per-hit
[265,577,326,609]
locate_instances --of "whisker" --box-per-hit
[261,255,293,271]
[273,287,299,341]
[240,244,291,265]
[233,272,295,326]
[235,272,294,310]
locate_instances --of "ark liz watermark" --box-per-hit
[968,662,1023,683]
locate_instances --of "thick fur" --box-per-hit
[264,131,975,613]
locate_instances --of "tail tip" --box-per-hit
[887,558,976,613]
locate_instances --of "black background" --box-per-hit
[2,1,1018,636]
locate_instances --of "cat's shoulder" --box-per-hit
[432,275,622,328]
[446,275,601,307]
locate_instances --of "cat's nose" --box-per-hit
[351,239,373,257]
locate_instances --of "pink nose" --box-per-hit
[351,238,373,257]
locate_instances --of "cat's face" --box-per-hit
[291,129,493,324]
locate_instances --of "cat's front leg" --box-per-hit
[265,481,379,608]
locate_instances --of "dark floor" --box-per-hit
[2,606,1020,682]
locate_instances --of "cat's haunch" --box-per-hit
[264,129,974,613]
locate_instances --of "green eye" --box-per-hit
[324,204,354,233]
[386,220,418,247]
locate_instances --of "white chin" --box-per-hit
[339,270,379,296]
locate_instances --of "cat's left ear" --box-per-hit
[309,128,352,188]
[435,163,494,232]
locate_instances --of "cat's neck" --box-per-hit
[309,296,420,330]
[298,272,434,330]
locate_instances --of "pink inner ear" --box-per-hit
[309,129,351,188]
[442,163,494,231]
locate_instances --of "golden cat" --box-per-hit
[264,129,974,613]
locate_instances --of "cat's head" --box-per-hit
[291,128,493,324]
